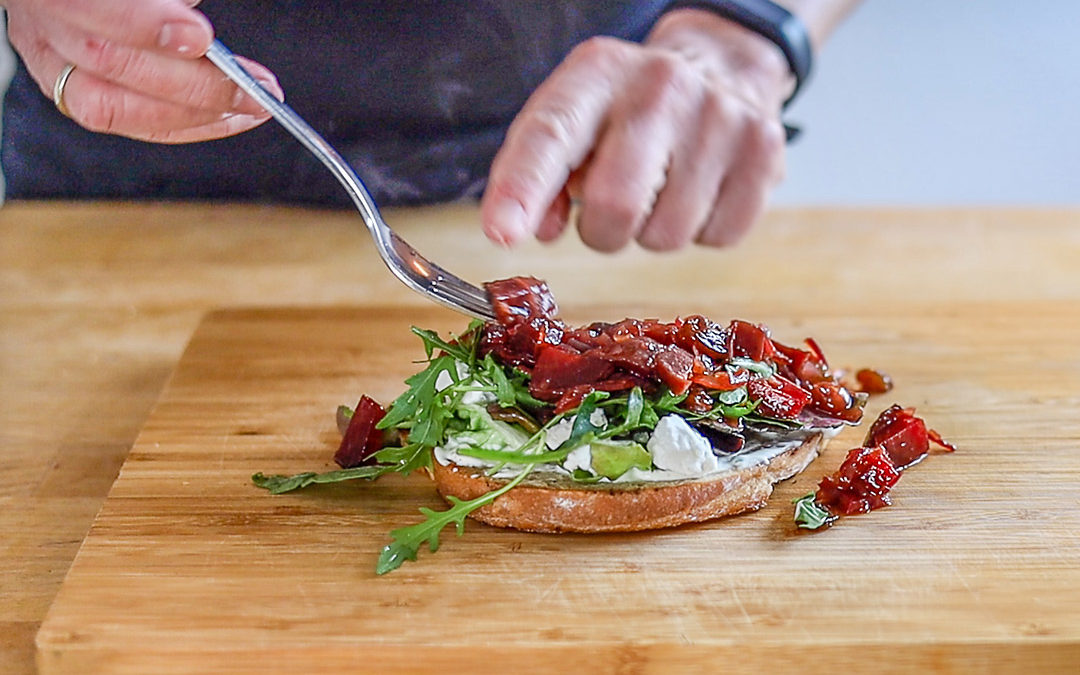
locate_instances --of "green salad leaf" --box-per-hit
[377,354,457,440]
[793,492,836,530]
[376,467,533,574]
[252,443,432,495]
[252,466,393,494]
[564,391,608,447]
[410,322,481,363]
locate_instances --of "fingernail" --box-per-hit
[485,198,529,247]
[158,20,211,55]
[231,77,280,115]
[257,76,285,103]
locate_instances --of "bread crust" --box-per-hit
[431,431,826,533]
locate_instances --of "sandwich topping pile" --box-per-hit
[254,276,953,574]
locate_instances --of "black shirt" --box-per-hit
[2,1,666,206]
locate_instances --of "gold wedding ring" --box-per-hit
[52,63,76,118]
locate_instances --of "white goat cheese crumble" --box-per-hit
[646,414,719,474]
[562,445,593,473]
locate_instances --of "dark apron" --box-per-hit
[2,1,665,206]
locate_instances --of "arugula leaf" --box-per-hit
[477,354,517,407]
[376,467,533,574]
[371,442,431,475]
[713,398,757,420]
[410,323,479,363]
[650,384,756,423]
[793,492,836,530]
[564,390,609,448]
[457,444,571,466]
[654,388,689,411]
[454,393,609,468]
[597,387,647,439]
[622,386,645,428]
[638,397,660,429]
[252,466,393,494]
[377,354,456,433]
[500,365,549,409]
[379,322,487,437]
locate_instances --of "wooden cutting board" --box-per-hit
[36,302,1080,673]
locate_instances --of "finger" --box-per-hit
[46,18,282,116]
[481,36,630,247]
[535,186,572,243]
[38,49,270,142]
[576,55,696,252]
[536,164,588,242]
[636,89,738,251]
[698,172,767,247]
[33,0,213,57]
[697,119,785,247]
[142,113,274,144]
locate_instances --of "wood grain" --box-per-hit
[4,202,1080,674]
[36,302,1080,673]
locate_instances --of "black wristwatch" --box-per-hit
[664,0,814,110]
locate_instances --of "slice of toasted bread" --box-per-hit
[430,431,826,533]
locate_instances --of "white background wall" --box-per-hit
[774,1,1079,206]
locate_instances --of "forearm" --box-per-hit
[774,0,863,50]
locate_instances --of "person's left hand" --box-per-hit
[480,9,795,252]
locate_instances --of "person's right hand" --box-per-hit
[4,0,284,143]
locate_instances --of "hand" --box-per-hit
[5,0,284,143]
[481,9,795,252]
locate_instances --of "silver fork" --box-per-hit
[206,40,496,322]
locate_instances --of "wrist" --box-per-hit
[648,8,795,111]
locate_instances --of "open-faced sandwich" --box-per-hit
[255,277,918,574]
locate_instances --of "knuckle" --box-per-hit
[636,55,696,113]
[525,103,580,149]
[701,86,738,127]
[82,37,225,111]
[486,172,533,206]
[587,184,645,229]
[746,116,785,158]
[84,37,141,83]
[487,159,549,211]
[567,35,626,69]
[642,53,684,90]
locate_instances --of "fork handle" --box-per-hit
[205,40,389,247]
